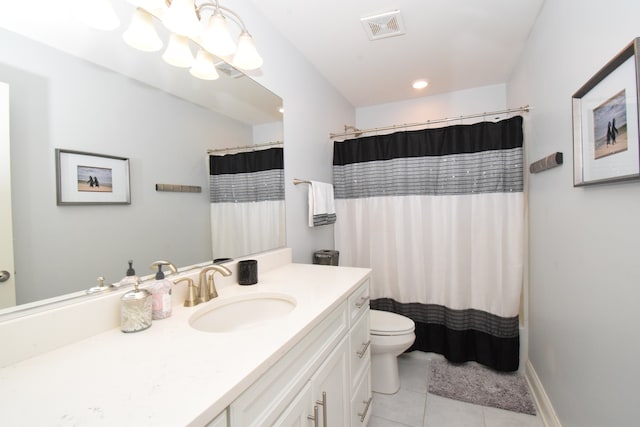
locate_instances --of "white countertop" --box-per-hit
[0,263,370,426]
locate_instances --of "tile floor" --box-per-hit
[368,351,544,427]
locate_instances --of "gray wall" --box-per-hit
[2,30,252,303]
[232,2,356,264]
[508,0,640,425]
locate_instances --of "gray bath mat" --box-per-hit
[428,359,537,415]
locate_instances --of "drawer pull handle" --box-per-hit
[315,391,327,427]
[307,405,319,427]
[356,340,371,358]
[358,396,373,422]
[355,295,370,308]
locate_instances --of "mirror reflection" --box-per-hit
[0,4,284,312]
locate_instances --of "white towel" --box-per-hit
[308,181,336,227]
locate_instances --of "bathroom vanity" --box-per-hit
[0,249,372,426]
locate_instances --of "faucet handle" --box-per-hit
[207,265,231,298]
[174,277,199,307]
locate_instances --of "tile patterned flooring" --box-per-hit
[368,352,544,427]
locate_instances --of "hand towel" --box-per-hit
[308,181,336,227]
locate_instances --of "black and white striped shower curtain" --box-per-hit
[333,116,524,371]
[209,147,285,259]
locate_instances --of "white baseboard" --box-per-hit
[525,360,562,427]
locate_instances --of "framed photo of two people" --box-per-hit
[56,149,130,205]
[572,37,640,186]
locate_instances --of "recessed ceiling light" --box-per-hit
[413,80,429,90]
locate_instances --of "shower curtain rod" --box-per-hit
[207,140,283,154]
[329,105,530,139]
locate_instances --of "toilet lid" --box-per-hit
[370,309,415,335]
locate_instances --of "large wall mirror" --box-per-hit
[0,1,284,313]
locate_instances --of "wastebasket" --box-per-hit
[312,250,339,266]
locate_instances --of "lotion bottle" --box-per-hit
[148,261,177,320]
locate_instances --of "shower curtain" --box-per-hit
[209,147,285,259]
[333,116,524,371]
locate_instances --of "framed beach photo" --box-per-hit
[572,38,640,186]
[56,149,130,205]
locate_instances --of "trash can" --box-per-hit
[313,250,339,266]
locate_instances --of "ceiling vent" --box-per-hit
[361,10,406,41]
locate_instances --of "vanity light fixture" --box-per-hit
[162,33,195,67]
[123,8,164,52]
[412,79,429,90]
[190,49,220,80]
[75,0,263,80]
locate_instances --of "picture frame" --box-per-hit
[55,149,130,205]
[572,37,640,186]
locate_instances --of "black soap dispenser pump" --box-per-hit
[119,260,152,333]
[119,260,140,287]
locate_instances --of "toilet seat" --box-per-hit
[370,309,415,336]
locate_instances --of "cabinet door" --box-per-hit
[349,307,370,393]
[311,336,350,427]
[273,382,314,427]
[351,364,372,427]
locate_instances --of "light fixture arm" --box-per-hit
[196,0,249,32]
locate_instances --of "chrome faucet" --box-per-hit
[197,264,232,304]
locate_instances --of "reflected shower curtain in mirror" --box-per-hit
[209,148,285,259]
[333,116,524,371]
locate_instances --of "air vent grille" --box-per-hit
[361,10,406,40]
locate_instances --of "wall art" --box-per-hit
[572,38,640,186]
[56,149,130,205]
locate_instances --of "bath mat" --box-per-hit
[428,359,536,415]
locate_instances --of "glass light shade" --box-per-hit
[202,12,236,57]
[232,31,263,70]
[162,33,195,68]
[73,0,120,31]
[162,0,201,38]
[190,49,220,80]
[123,8,163,52]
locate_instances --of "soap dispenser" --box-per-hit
[148,261,177,320]
[119,260,140,288]
[119,260,152,333]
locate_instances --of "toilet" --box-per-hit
[369,309,416,394]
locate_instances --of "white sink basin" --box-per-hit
[189,292,297,333]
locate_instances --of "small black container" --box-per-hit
[238,260,258,285]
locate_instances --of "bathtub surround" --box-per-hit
[428,359,536,415]
[334,116,524,371]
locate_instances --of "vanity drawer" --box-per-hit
[350,362,372,427]
[348,280,370,325]
[349,307,370,393]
